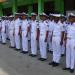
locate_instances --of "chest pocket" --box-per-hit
[22,20,28,30]
[54,25,61,32]
[69,26,75,34]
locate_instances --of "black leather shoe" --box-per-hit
[61,54,65,57]
[29,54,37,57]
[49,61,55,65]
[52,63,59,67]
[2,43,6,45]
[70,69,74,73]
[15,48,20,51]
[63,67,70,70]
[38,58,47,61]
[9,46,15,48]
[50,51,53,54]
[21,51,28,54]
[48,50,53,54]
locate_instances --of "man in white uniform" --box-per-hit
[21,13,29,54]
[0,18,2,42]
[38,13,49,61]
[5,16,10,40]
[63,13,75,73]
[49,14,64,66]
[29,13,38,57]
[1,16,6,44]
[59,15,66,56]
[48,14,54,53]
[9,16,15,48]
[14,13,21,51]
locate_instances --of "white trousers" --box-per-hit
[61,42,65,55]
[66,39,75,69]
[48,32,52,51]
[6,27,9,39]
[9,31,15,47]
[22,32,28,52]
[15,33,20,49]
[39,35,47,59]
[0,32,1,42]
[52,37,61,63]
[31,34,37,55]
[1,32,6,43]
[28,31,31,41]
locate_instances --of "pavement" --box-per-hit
[0,42,74,75]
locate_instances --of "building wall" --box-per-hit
[0,0,64,16]
[3,0,52,8]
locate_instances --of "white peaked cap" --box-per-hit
[15,13,20,15]
[31,13,37,16]
[39,12,48,17]
[22,12,28,15]
[49,13,54,16]
[68,13,75,17]
[52,14,61,17]
[61,14,64,17]
[0,17,1,20]
[9,15,14,17]
[2,16,6,18]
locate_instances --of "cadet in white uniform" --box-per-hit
[0,18,2,42]
[48,14,54,53]
[28,17,31,41]
[14,13,21,50]
[38,13,49,61]
[49,14,64,66]
[1,16,6,44]
[5,16,10,40]
[29,13,38,57]
[63,13,75,73]
[9,16,15,48]
[21,13,29,54]
[59,16,66,56]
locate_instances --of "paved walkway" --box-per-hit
[0,43,74,75]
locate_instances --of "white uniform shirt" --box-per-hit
[52,21,64,37]
[0,21,1,34]
[14,18,21,34]
[9,20,14,31]
[21,19,29,36]
[58,21,65,31]
[48,20,54,35]
[5,20,9,32]
[30,20,38,37]
[0,21,1,29]
[6,20,10,27]
[66,23,75,39]
[1,20,6,32]
[64,21,70,33]
[39,20,48,37]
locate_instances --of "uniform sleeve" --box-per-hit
[61,25,65,32]
[27,21,30,27]
[44,21,49,31]
[19,20,22,26]
[51,23,54,31]
[64,23,68,33]
[65,25,68,33]
[28,20,31,27]
[36,21,39,28]
[0,22,1,28]
[49,22,53,31]
[13,21,15,29]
